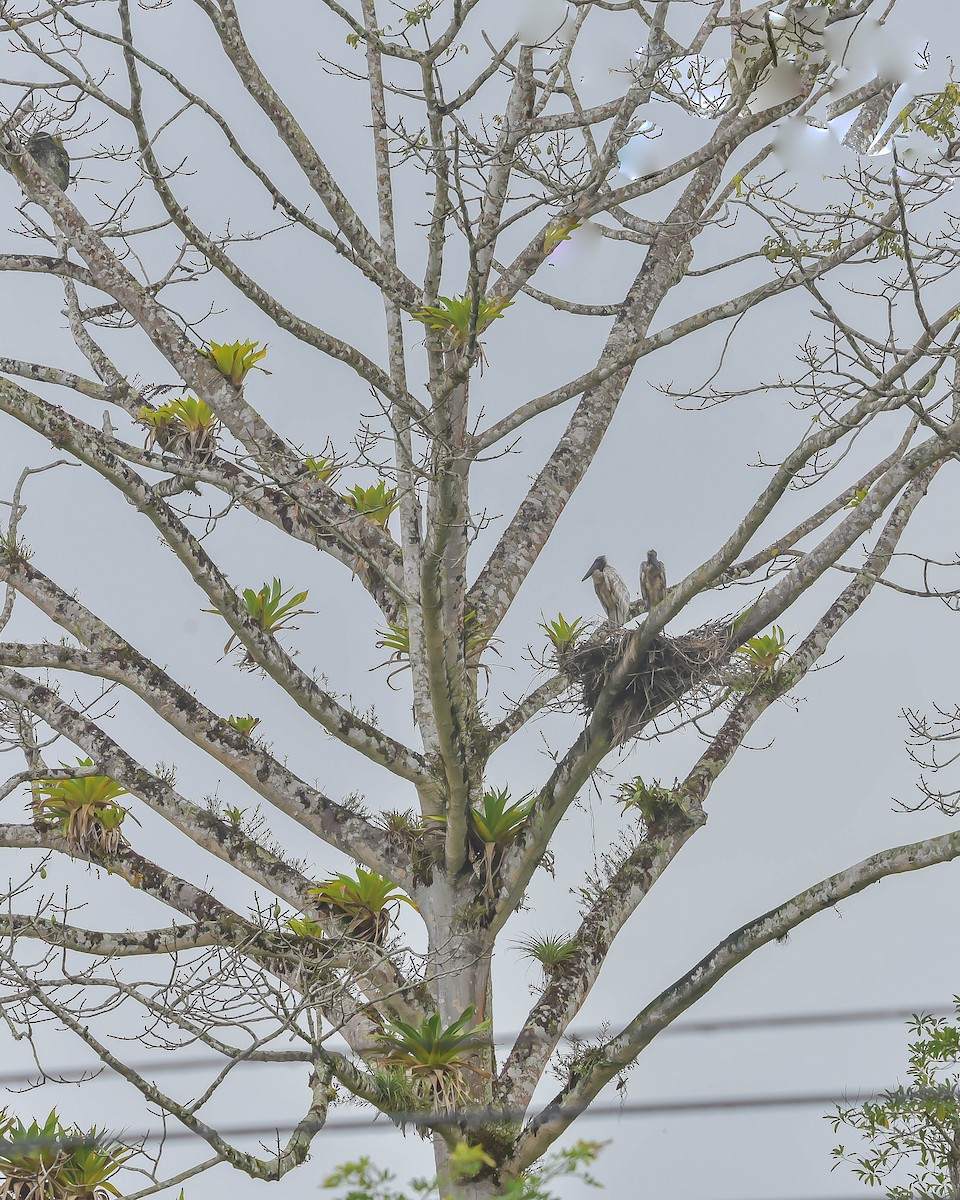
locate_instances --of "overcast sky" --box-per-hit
[3,1,960,1197]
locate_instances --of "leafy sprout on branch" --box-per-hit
[31,760,130,856]
[226,713,261,738]
[514,932,580,975]
[615,777,692,831]
[376,611,497,685]
[201,339,270,386]
[373,1007,491,1113]
[210,578,315,654]
[137,396,219,457]
[342,481,400,528]
[540,612,587,656]
[736,625,788,678]
[308,865,417,944]
[0,1108,133,1200]
[285,916,325,940]
[467,788,536,902]
[544,217,582,254]
[424,785,534,900]
[303,453,344,485]
[412,294,513,365]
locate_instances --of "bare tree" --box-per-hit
[0,1,959,1196]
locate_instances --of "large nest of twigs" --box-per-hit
[565,618,735,744]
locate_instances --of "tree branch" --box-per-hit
[0,669,317,909]
[510,823,960,1170]
[0,378,427,784]
[497,463,940,1110]
[0,554,412,880]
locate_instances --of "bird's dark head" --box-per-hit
[582,555,606,581]
[647,549,659,563]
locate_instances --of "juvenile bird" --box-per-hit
[582,556,630,629]
[640,549,667,609]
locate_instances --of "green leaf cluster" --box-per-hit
[434,787,534,903]
[138,395,219,455]
[0,528,33,562]
[285,915,325,940]
[615,777,684,827]
[544,217,581,254]
[377,809,424,838]
[539,612,586,655]
[761,235,796,263]
[322,1140,603,1200]
[515,931,579,973]
[31,759,129,854]
[374,1006,490,1112]
[403,0,436,26]
[902,83,960,145]
[425,788,535,890]
[374,619,410,663]
[202,339,269,385]
[736,625,787,677]
[412,294,513,350]
[308,866,416,944]
[461,609,498,669]
[830,1007,960,1197]
[873,228,905,261]
[0,1108,133,1200]
[216,578,315,654]
[304,453,343,484]
[226,713,261,738]
[342,481,399,528]
[376,610,495,680]
[469,787,534,848]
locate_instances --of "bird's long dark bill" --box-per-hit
[582,557,603,581]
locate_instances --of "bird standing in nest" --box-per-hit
[25,130,71,191]
[640,549,667,609]
[582,556,630,629]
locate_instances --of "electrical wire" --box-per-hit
[0,1002,950,1090]
[102,1087,910,1138]
[0,1086,944,1146]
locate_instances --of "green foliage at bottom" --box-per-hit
[829,1004,960,1197]
[0,1107,133,1200]
[322,1139,603,1200]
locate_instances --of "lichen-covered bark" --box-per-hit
[496,465,941,1114]
[509,823,960,1173]
[0,1,956,1192]
[0,557,410,880]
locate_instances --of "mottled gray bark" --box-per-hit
[0,1,955,1195]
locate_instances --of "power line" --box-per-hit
[0,1086,939,1146]
[0,1001,951,1090]
[652,1004,954,1036]
[132,1088,929,1138]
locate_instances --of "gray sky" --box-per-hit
[3,1,960,1197]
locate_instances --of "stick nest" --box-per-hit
[564,617,735,743]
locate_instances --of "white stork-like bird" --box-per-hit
[640,549,667,609]
[582,556,630,629]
